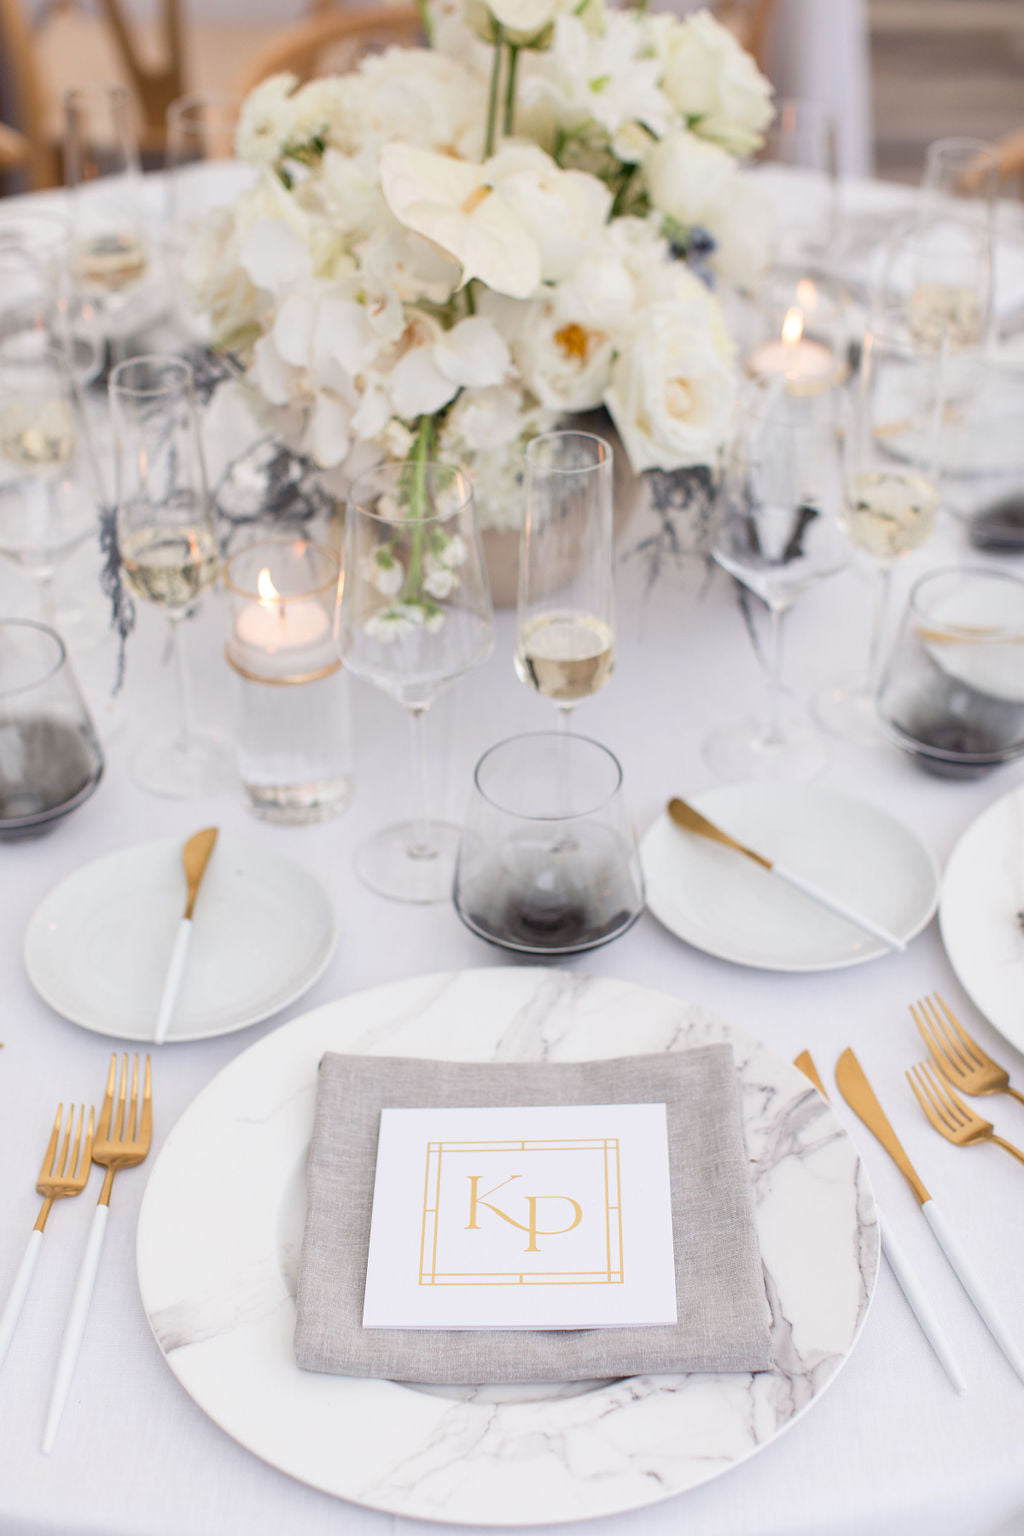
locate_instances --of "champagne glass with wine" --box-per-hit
[515,431,614,724]
[337,458,494,902]
[816,319,943,744]
[63,84,151,359]
[110,355,231,797]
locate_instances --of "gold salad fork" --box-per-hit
[43,1054,152,1452]
[910,993,1024,1106]
[0,1104,95,1371]
[907,1059,1024,1166]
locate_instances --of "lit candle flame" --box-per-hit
[782,306,804,346]
[257,567,279,605]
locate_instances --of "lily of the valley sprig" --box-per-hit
[185,1,776,530]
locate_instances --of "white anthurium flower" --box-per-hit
[487,142,611,284]
[514,302,614,412]
[526,13,671,138]
[239,218,312,296]
[379,142,542,300]
[644,129,737,229]
[660,9,773,156]
[604,295,736,472]
[235,74,298,164]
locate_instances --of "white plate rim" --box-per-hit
[22,834,338,1042]
[640,784,940,973]
[136,967,879,1527]
[939,781,1024,1056]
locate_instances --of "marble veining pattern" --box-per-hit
[137,969,879,1527]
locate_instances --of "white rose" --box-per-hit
[644,129,736,229]
[661,9,773,156]
[467,0,578,46]
[487,142,611,284]
[604,295,736,472]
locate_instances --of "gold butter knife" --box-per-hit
[836,1046,1024,1386]
[796,1049,965,1393]
[668,798,906,952]
[154,827,218,1045]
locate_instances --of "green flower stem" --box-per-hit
[503,44,520,137]
[484,24,504,158]
[402,415,434,602]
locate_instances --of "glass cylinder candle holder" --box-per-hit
[224,539,353,824]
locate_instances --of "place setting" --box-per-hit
[4,4,1024,1534]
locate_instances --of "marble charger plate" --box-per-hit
[939,782,1024,1056]
[641,783,939,972]
[136,969,879,1527]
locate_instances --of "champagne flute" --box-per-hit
[165,92,252,343]
[0,211,102,385]
[816,319,943,745]
[515,431,615,726]
[110,355,230,797]
[705,380,848,783]
[0,346,97,628]
[63,84,151,360]
[337,459,494,902]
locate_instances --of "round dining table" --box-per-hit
[1,169,1023,1536]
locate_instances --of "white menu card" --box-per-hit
[362,1102,677,1330]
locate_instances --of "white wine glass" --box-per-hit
[816,320,943,745]
[0,345,98,630]
[515,431,614,727]
[165,92,253,343]
[63,84,151,361]
[110,354,231,797]
[705,380,848,782]
[337,459,494,903]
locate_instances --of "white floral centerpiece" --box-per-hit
[185,0,774,544]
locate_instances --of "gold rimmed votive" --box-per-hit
[224,538,353,824]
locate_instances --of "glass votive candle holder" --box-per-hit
[877,566,1024,780]
[0,617,103,838]
[744,271,851,393]
[224,538,353,823]
[453,732,645,955]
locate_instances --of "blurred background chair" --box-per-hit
[233,4,421,97]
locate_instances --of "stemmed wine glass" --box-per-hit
[816,319,943,744]
[63,84,151,361]
[110,355,230,797]
[337,459,494,902]
[0,212,102,385]
[705,380,848,782]
[515,431,614,725]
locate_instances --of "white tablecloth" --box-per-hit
[2,182,1024,1536]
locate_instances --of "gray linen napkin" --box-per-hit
[294,1048,772,1383]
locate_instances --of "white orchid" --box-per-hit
[525,12,670,138]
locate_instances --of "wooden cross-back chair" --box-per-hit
[233,4,423,98]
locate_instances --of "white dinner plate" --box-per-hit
[641,783,939,972]
[23,834,337,1042]
[137,968,878,1527]
[939,782,1024,1057]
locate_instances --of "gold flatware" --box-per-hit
[667,798,906,951]
[836,1046,1024,1384]
[154,825,219,1044]
[907,1059,1024,1166]
[43,1054,153,1452]
[794,1049,965,1391]
[910,993,1024,1106]
[0,1103,95,1371]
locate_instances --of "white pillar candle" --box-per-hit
[229,568,335,682]
[747,305,836,386]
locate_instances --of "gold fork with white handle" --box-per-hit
[0,1104,94,1371]
[910,993,1024,1106]
[43,1054,152,1452]
[907,1059,1024,1166]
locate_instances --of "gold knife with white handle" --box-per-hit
[795,1050,965,1393]
[667,799,906,952]
[153,828,218,1045]
[836,1047,1024,1386]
